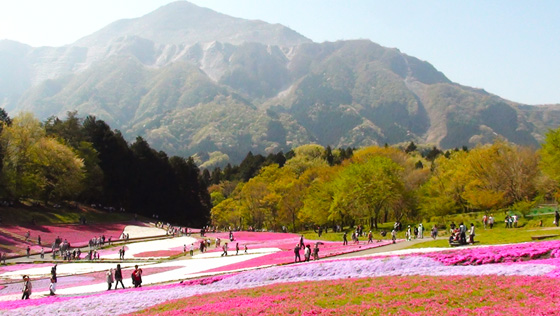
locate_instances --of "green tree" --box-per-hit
[1,112,46,199]
[419,150,470,219]
[34,138,85,203]
[1,112,84,202]
[332,156,404,228]
[540,127,560,183]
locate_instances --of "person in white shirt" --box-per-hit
[469,223,476,244]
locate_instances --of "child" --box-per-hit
[49,277,56,295]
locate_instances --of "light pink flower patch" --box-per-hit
[0,265,184,296]
[0,263,52,275]
[133,250,182,258]
[203,240,398,273]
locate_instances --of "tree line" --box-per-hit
[210,134,560,232]
[0,111,210,226]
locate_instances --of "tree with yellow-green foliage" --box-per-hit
[421,140,541,219]
[462,140,539,211]
[1,112,84,202]
[419,150,470,218]
[299,165,340,228]
[540,127,560,196]
[331,155,404,229]
[351,146,430,222]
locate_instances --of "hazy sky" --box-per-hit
[1,0,558,105]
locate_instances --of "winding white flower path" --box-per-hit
[0,226,283,302]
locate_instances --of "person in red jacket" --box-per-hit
[132,265,143,288]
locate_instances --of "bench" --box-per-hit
[531,235,559,240]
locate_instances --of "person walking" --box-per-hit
[304,244,311,262]
[406,226,411,241]
[21,275,32,300]
[469,223,476,244]
[313,244,320,260]
[391,229,397,244]
[342,232,348,245]
[49,277,56,296]
[51,264,57,284]
[40,248,44,259]
[106,268,114,290]
[114,264,125,289]
[555,210,560,227]
[294,244,301,262]
[26,246,30,258]
[189,243,194,256]
[236,243,239,255]
[431,225,438,240]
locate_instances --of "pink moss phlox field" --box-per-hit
[207,231,300,242]
[425,240,560,266]
[131,274,560,316]
[6,254,558,316]
[5,241,560,316]
[0,272,234,313]
[0,266,184,296]
[0,232,45,257]
[0,223,131,249]
[202,240,396,273]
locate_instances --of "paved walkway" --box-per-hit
[3,234,177,264]
[334,237,445,258]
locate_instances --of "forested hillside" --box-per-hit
[0,110,210,226]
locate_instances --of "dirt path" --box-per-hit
[333,237,444,258]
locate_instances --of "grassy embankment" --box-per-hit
[0,201,135,225]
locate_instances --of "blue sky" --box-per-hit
[1,0,558,105]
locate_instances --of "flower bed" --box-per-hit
[0,232,44,257]
[5,239,560,315]
[4,250,559,315]
[0,263,52,275]
[133,250,183,258]
[0,265,184,297]
[129,275,560,316]
[424,240,560,266]
[202,240,397,273]
[0,223,131,248]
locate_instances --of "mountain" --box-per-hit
[1,1,558,166]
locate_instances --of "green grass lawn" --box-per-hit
[407,225,560,249]
[301,213,560,249]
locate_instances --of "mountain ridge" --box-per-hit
[1,1,559,166]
